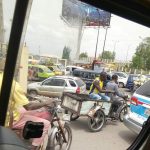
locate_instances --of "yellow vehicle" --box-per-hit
[28,64,55,81]
[48,66,63,75]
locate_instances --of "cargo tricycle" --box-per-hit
[61,93,112,132]
[61,92,130,132]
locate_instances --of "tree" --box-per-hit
[132,37,150,70]
[99,51,115,60]
[79,52,88,59]
[62,46,71,60]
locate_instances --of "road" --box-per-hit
[69,88,136,150]
[70,117,137,150]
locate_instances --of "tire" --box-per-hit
[119,106,129,122]
[29,90,37,97]
[70,113,80,121]
[48,123,72,150]
[88,109,105,132]
[119,82,124,88]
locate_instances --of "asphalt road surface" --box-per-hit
[69,88,136,150]
[70,118,137,150]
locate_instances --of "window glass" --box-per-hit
[39,68,43,73]
[66,67,70,71]
[53,79,66,86]
[82,72,89,78]
[42,79,53,86]
[49,67,53,71]
[136,81,150,97]
[73,70,80,77]
[69,80,76,87]
[72,68,77,72]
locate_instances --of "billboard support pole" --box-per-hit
[94,8,101,60]
[102,27,108,59]
[94,26,100,60]
[76,21,83,60]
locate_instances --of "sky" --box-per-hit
[3,0,150,62]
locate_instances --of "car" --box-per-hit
[48,66,63,75]
[27,76,86,97]
[65,65,84,75]
[112,72,128,88]
[124,80,150,134]
[133,75,149,91]
[53,64,66,74]
[28,64,55,81]
[126,74,139,91]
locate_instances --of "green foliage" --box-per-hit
[40,58,53,66]
[132,37,150,70]
[62,46,71,60]
[99,50,115,60]
[79,52,88,59]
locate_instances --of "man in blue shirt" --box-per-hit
[106,74,127,118]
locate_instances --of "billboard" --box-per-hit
[62,0,111,27]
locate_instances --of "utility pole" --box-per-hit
[0,0,4,44]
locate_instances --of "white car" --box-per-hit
[65,66,84,75]
[113,72,128,88]
[124,80,150,134]
[27,76,86,97]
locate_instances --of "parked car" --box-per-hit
[27,76,86,97]
[73,69,111,90]
[65,66,84,75]
[28,64,55,81]
[48,66,63,75]
[126,74,139,91]
[124,80,150,134]
[112,72,128,88]
[53,64,65,74]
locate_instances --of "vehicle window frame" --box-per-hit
[42,78,53,86]
[69,80,77,87]
[52,78,66,87]
[39,68,43,73]
[136,81,150,97]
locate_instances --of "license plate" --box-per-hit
[145,109,150,116]
[62,114,70,121]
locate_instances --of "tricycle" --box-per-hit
[61,92,130,132]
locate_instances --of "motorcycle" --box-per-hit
[11,95,72,150]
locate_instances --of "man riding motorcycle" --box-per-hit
[106,74,128,118]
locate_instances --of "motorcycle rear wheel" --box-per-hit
[88,109,105,132]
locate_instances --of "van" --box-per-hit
[65,66,84,75]
[73,69,111,90]
[28,64,55,81]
